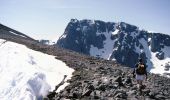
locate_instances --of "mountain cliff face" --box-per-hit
[56,19,170,74]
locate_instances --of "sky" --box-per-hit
[0,0,170,40]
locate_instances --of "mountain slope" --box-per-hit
[0,24,170,100]
[0,39,74,100]
[56,19,170,76]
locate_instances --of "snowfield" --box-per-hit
[0,39,74,100]
[90,29,117,60]
[150,46,170,77]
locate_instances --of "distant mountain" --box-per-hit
[56,19,170,76]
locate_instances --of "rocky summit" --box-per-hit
[1,24,170,100]
[56,19,170,74]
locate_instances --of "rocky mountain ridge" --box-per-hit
[1,23,170,99]
[56,19,170,76]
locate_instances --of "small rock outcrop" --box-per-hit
[156,51,165,60]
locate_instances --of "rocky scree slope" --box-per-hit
[56,19,170,74]
[1,24,170,100]
[47,54,170,100]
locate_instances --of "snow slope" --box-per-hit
[0,39,74,100]
[90,29,117,60]
[150,46,170,77]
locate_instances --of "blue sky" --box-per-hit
[0,0,170,39]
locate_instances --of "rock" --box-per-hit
[115,76,124,86]
[149,92,156,99]
[68,91,81,99]
[163,90,168,96]
[66,88,71,93]
[73,91,81,98]
[88,84,95,90]
[127,90,137,96]
[164,63,170,71]
[114,91,127,99]
[108,84,115,89]
[155,94,166,99]
[111,82,119,89]
[82,89,93,97]
[89,60,95,64]
[68,93,74,98]
[90,91,100,99]
[142,89,150,96]
[114,69,123,76]
[98,84,106,91]
[124,76,132,85]
[84,80,90,83]
[163,72,170,77]
[156,51,164,60]
[47,91,57,99]
[94,95,100,99]
[97,80,102,86]
[73,92,78,98]
[140,84,146,90]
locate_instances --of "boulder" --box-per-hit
[164,63,170,71]
[156,51,164,60]
[82,89,93,97]
[47,92,57,99]
[114,90,127,99]
[155,94,166,100]
[115,76,124,86]
[98,84,106,91]
[124,76,132,85]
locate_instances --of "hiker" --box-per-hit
[133,58,147,89]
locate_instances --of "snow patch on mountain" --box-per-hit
[134,43,141,54]
[0,39,74,100]
[60,34,67,39]
[90,30,116,60]
[150,46,170,77]
[9,31,26,38]
[111,29,119,35]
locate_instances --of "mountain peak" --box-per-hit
[56,19,170,77]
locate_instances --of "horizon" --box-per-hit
[0,0,170,40]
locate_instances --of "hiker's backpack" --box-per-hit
[136,63,145,75]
